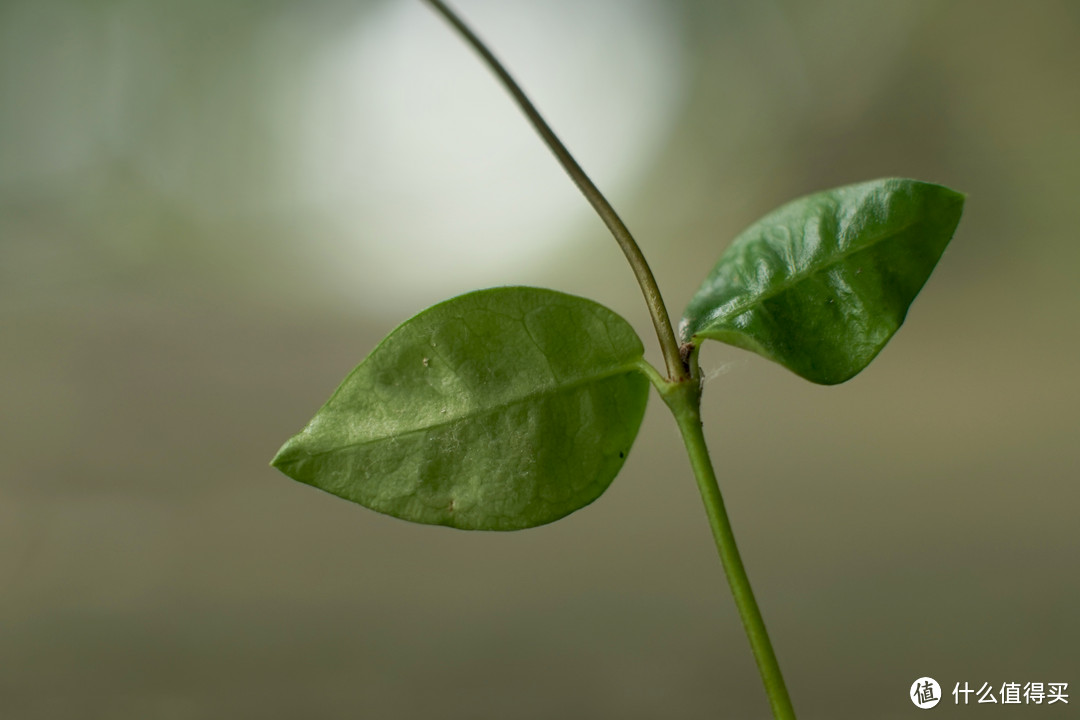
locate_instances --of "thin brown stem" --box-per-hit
[422,0,688,381]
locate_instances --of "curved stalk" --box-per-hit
[425,1,793,714]
[422,0,687,382]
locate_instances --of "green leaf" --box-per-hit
[272,287,649,531]
[680,178,964,384]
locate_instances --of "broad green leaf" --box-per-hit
[272,287,649,531]
[680,178,964,384]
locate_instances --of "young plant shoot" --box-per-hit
[272,2,965,717]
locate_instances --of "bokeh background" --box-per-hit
[2,1,1077,718]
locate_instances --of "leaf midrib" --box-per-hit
[294,362,644,460]
[691,214,922,336]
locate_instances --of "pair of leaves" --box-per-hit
[273,178,964,530]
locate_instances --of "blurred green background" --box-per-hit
[2,1,1077,718]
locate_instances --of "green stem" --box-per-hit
[426,0,790,713]
[422,0,688,382]
[655,364,797,720]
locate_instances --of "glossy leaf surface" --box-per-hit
[272,287,649,530]
[680,178,964,384]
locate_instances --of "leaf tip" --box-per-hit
[269,433,305,477]
[921,180,965,213]
[940,185,967,208]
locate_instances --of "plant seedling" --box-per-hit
[272,2,964,717]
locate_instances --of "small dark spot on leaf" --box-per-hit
[447,499,456,512]
[619,451,625,458]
